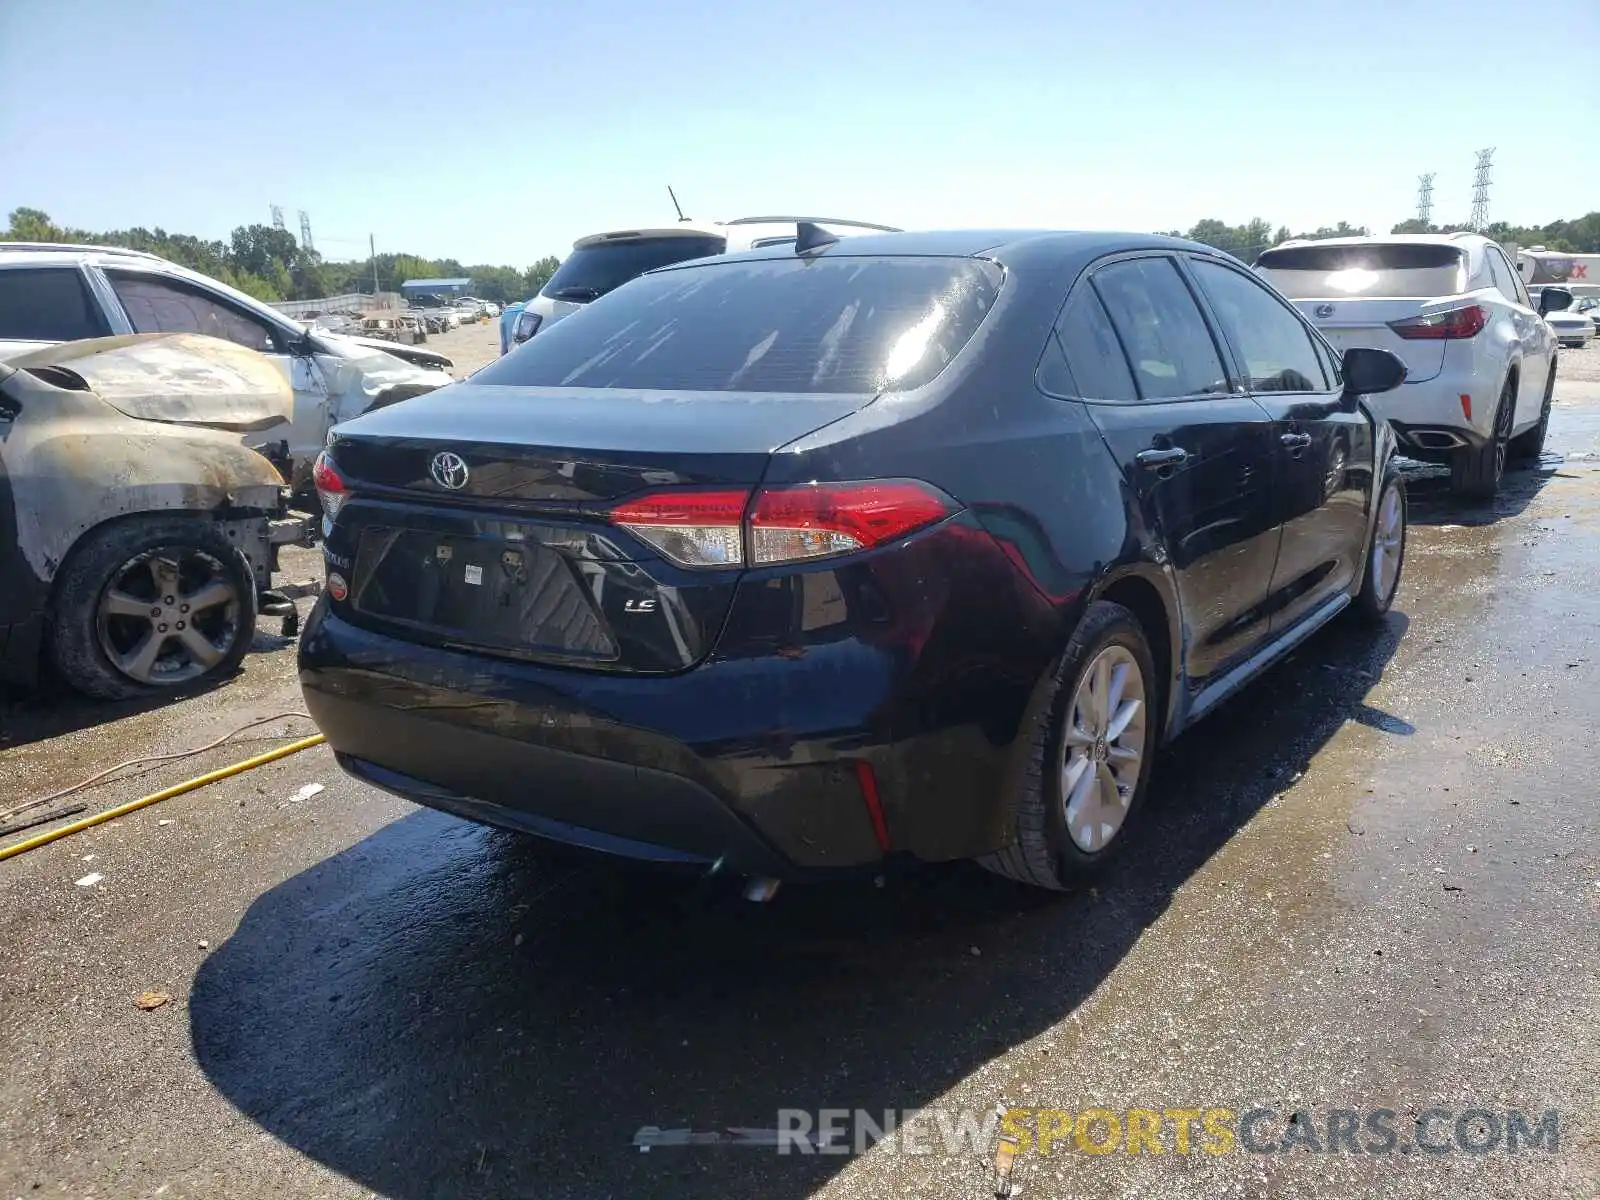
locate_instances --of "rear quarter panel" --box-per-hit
[759,263,1171,851]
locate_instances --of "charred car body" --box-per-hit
[0,243,454,492]
[1,334,314,698]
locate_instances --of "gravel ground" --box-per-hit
[1,350,1597,1199]
[424,319,502,380]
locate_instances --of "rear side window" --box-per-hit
[107,272,283,353]
[1048,285,1137,401]
[0,267,111,341]
[1190,259,1327,393]
[1091,258,1230,400]
[1486,248,1526,304]
[540,235,727,302]
[1255,243,1466,299]
[477,256,1002,394]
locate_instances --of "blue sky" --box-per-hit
[2,0,1595,268]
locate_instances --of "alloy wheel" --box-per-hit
[1493,385,1515,479]
[95,549,244,686]
[1059,645,1147,853]
[1370,483,1404,605]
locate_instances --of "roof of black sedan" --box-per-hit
[654,228,1215,272]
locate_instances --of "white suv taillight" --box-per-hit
[609,480,959,569]
[1387,304,1487,340]
[312,451,350,519]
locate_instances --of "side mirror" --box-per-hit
[1539,287,1573,315]
[1342,347,1407,398]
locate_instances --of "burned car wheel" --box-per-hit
[50,519,256,700]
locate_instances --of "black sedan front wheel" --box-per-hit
[1354,474,1407,622]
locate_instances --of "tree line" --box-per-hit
[9,206,1600,309]
[1167,214,1600,262]
[4,208,560,307]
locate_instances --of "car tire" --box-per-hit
[1510,363,1556,461]
[979,601,1159,891]
[1449,376,1516,501]
[49,518,257,701]
[1353,471,1407,622]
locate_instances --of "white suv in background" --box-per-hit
[503,216,900,350]
[0,244,454,490]
[1255,233,1574,498]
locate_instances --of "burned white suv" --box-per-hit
[0,243,453,490]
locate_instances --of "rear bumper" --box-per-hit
[1369,380,1496,445]
[322,703,797,876]
[1369,351,1509,456]
[298,518,1063,876]
[299,607,929,877]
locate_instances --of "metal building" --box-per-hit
[400,277,474,299]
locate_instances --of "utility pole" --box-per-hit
[1469,149,1495,231]
[299,211,315,255]
[1415,173,1435,226]
[270,204,286,231]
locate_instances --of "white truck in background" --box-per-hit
[1511,245,1600,347]
[1511,245,1600,289]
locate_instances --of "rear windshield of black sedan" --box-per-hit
[476,256,1003,394]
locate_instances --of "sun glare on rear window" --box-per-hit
[1256,243,1466,299]
[474,256,1003,395]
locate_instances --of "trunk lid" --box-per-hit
[325,382,871,673]
[1288,298,1448,383]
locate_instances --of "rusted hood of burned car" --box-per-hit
[6,333,293,432]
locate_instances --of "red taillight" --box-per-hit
[1387,304,1487,340]
[312,451,349,519]
[608,479,958,569]
[607,489,749,568]
[749,481,956,565]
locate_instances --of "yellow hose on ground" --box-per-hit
[0,734,326,862]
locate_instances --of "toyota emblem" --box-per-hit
[1315,303,1335,319]
[430,451,469,490]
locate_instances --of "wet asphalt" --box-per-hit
[2,356,1598,1199]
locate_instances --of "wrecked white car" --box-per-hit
[0,333,315,699]
[0,243,453,490]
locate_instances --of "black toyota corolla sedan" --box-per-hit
[299,227,1409,891]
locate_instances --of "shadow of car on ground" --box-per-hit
[0,626,292,753]
[1399,455,1557,528]
[190,611,1409,1200]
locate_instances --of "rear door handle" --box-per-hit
[1279,432,1313,449]
[1135,446,1189,469]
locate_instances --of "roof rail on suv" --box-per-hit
[0,241,166,260]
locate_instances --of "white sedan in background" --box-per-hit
[1546,304,1594,348]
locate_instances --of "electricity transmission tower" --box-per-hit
[298,210,315,254]
[1468,149,1494,231]
[270,204,286,231]
[1416,173,1435,226]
